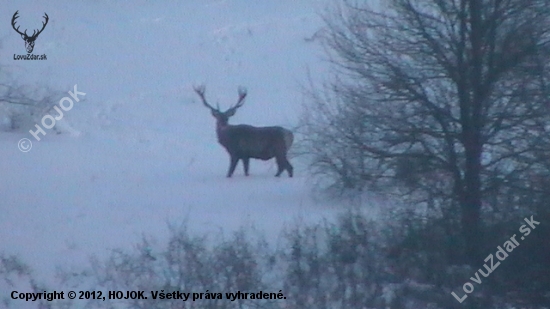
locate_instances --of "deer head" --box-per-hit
[193,85,247,127]
[12,11,49,54]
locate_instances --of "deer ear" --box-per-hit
[225,109,236,117]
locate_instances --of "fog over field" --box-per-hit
[6,1,546,308]
[0,1,378,306]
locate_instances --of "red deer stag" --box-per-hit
[193,85,294,178]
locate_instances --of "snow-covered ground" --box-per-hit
[0,1,380,306]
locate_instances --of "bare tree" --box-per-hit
[301,0,550,265]
[0,68,60,132]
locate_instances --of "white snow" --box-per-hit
[0,1,373,307]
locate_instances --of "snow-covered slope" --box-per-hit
[0,0,364,303]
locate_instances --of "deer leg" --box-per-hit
[242,157,250,176]
[227,156,239,178]
[275,156,285,177]
[285,158,294,177]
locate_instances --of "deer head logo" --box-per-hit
[11,11,49,54]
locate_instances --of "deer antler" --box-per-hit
[193,85,218,111]
[11,11,25,36]
[227,86,247,113]
[31,13,49,39]
[11,11,48,39]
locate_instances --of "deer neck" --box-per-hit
[216,122,231,144]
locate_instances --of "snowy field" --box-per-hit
[0,0,381,305]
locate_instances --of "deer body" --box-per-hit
[194,86,294,178]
